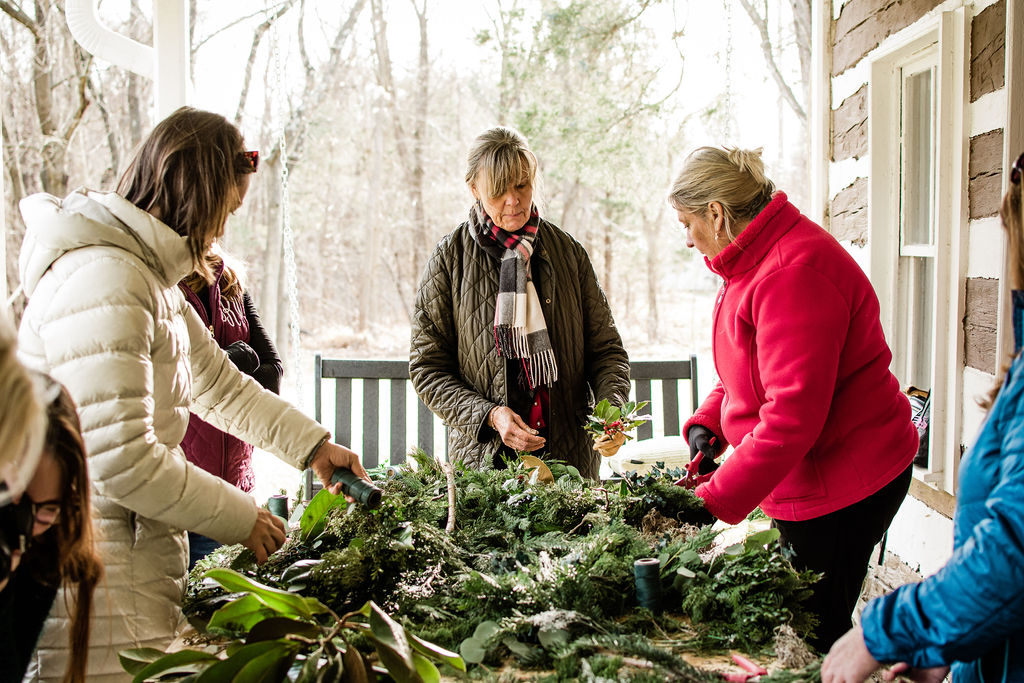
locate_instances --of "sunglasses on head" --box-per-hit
[1012,151,1024,186]
[239,150,259,173]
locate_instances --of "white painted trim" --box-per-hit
[65,0,153,78]
[970,88,1007,136]
[935,8,970,494]
[829,156,869,200]
[967,217,1008,278]
[997,0,1024,369]
[832,60,869,104]
[868,11,969,495]
[810,0,832,226]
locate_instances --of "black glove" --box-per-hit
[687,425,720,475]
[225,340,260,375]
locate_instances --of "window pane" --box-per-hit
[901,68,933,248]
[896,255,935,389]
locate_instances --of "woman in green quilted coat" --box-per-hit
[410,126,630,480]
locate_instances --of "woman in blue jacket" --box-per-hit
[822,153,1024,682]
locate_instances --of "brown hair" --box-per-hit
[25,382,103,683]
[980,171,1024,409]
[465,126,539,202]
[668,146,775,242]
[117,107,255,283]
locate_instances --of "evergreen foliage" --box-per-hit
[184,450,819,679]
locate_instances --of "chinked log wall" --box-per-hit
[826,0,1006,374]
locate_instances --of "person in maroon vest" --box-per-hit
[178,154,283,568]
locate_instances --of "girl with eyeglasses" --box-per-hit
[1,378,102,683]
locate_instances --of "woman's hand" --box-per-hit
[881,662,949,683]
[822,627,881,683]
[242,507,286,564]
[490,406,546,452]
[310,441,369,495]
[593,432,626,457]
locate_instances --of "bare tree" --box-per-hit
[736,0,810,123]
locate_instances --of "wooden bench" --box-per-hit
[312,354,700,467]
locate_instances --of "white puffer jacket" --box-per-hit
[17,190,329,681]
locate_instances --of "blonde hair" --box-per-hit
[980,169,1024,409]
[0,314,45,502]
[465,126,539,201]
[668,146,775,241]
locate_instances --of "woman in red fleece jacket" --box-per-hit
[671,146,917,652]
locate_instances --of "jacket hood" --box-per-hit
[18,189,194,297]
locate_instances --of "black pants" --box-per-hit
[773,465,913,653]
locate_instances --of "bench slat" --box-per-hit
[390,378,406,465]
[363,379,380,468]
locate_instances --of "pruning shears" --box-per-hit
[721,653,768,682]
[673,434,717,489]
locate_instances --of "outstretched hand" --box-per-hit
[882,662,950,683]
[822,627,881,683]
[490,406,546,452]
[310,441,369,496]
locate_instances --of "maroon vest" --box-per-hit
[178,264,255,492]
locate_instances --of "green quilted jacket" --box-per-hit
[410,218,630,479]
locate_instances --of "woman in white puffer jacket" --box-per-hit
[16,107,367,681]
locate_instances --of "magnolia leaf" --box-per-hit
[130,650,218,683]
[361,601,418,680]
[118,648,166,675]
[299,488,348,543]
[246,616,321,642]
[204,568,325,620]
[280,559,322,586]
[408,632,466,672]
[194,640,288,681]
[411,651,441,683]
[341,643,371,683]
[207,594,277,635]
[232,641,298,683]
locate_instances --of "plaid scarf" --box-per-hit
[471,202,558,388]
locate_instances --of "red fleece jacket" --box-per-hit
[684,192,917,523]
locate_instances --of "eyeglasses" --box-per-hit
[1012,151,1024,185]
[240,150,259,173]
[30,500,60,526]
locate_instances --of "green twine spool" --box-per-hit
[634,557,661,613]
[268,494,289,519]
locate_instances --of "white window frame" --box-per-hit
[868,10,968,495]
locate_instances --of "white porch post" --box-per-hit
[153,0,190,120]
[808,0,832,227]
[65,0,190,120]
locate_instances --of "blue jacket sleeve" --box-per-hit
[861,384,1024,667]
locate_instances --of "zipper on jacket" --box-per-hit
[711,281,727,382]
